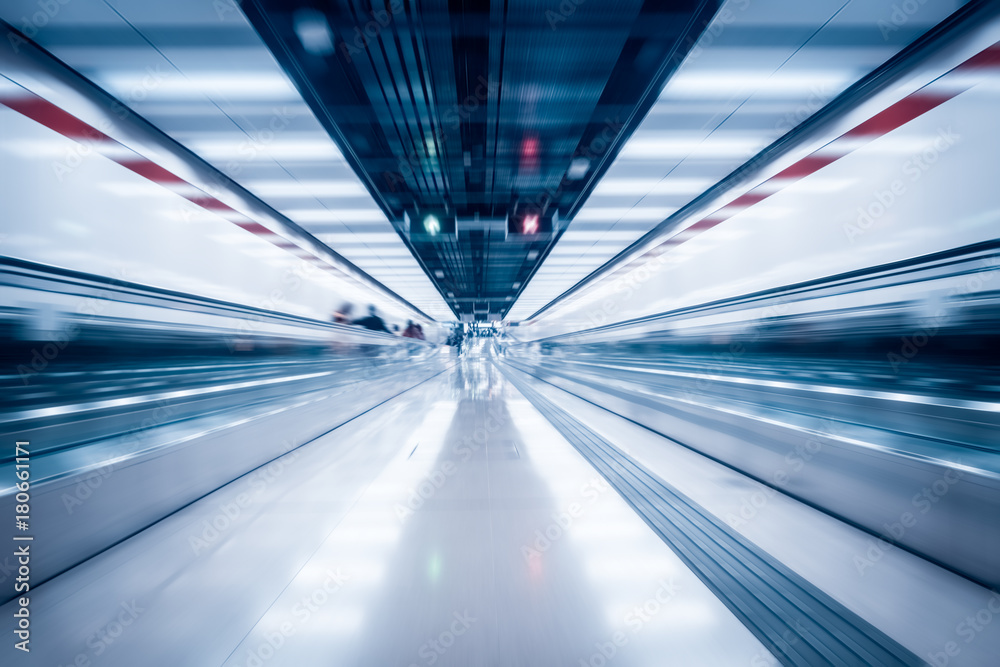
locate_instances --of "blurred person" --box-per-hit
[446,326,464,353]
[332,302,354,324]
[352,304,391,333]
[402,320,425,340]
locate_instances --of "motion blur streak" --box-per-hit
[1,1,999,666]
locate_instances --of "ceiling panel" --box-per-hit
[239,0,721,320]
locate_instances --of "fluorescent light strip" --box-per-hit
[186,138,342,161]
[618,135,765,160]
[561,231,650,241]
[318,233,402,243]
[101,72,300,101]
[244,180,368,197]
[572,207,674,223]
[285,209,387,223]
[591,177,713,196]
[663,71,852,99]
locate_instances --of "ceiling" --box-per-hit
[240,0,720,320]
[0,0,974,325]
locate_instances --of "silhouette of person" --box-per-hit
[402,320,425,340]
[332,302,354,324]
[352,305,391,333]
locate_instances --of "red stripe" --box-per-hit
[729,191,769,208]
[687,217,724,232]
[234,222,274,235]
[1,95,112,141]
[773,154,838,179]
[114,158,187,184]
[842,92,953,137]
[955,45,1000,71]
[644,244,670,255]
[184,195,236,212]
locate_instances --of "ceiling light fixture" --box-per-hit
[424,215,441,235]
[293,9,336,56]
[567,157,590,180]
[523,214,539,234]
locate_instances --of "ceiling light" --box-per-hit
[245,180,367,197]
[293,9,335,56]
[523,214,539,234]
[591,177,711,196]
[663,71,850,99]
[186,138,341,161]
[102,72,298,101]
[618,135,763,160]
[567,157,590,180]
[285,209,386,223]
[424,215,441,235]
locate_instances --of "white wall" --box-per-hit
[0,102,424,334]
[514,50,1000,341]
